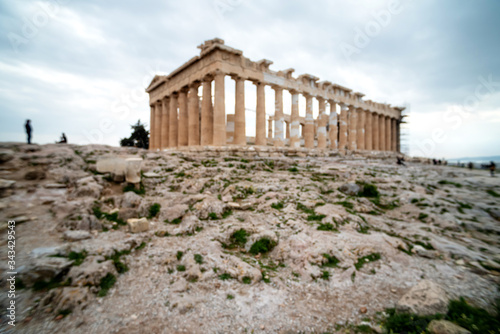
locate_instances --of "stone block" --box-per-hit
[127,217,149,233]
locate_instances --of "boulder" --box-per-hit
[63,230,92,241]
[121,191,143,208]
[0,149,14,163]
[193,198,226,219]
[396,280,448,316]
[68,256,117,286]
[43,287,91,312]
[161,204,189,222]
[22,257,74,286]
[427,320,471,334]
[127,217,149,233]
[339,183,361,196]
[24,170,46,180]
[72,176,103,198]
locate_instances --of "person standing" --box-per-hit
[25,119,32,144]
[490,161,496,177]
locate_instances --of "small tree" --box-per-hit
[120,120,149,149]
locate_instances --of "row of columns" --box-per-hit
[150,72,399,152]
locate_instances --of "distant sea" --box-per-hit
[447,155,500,169]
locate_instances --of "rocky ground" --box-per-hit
[0,142,499,334]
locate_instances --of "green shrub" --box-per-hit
[194,254,203,264]
[176,251,184,260]
[68,250,87,266]
[297,203,315,215]
[176,265,186,272]
[317,222,338,232]
[446,297,500,334]
[307,214,326,221]
[249,238,277,255]
[486,189,500,197]
[148,203,161,219]
[218,273,232,280]
[288,166,299,172]
[123,182,145,195]
[320,270,330,280]
[242,276,252,284]
[359,183,380,198]
[97,273,116,297]
[271,201,284,210]
[355,253,381,270]
[322,253,340,268]
[208,212,218,220]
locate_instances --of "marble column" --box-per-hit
[392,118,397,152]
[317,97,327,149]
[213,71,226,146]
[154,100,162,151]
[254,81,266,146]
[356,108,365,150]
[347,105,357,150]
[396,120,401,153]
[379,114,385,151]
[328,101,338,149]
[178,88,188,146]
[372,113,379,151]
[290,91,300,148]
[200,76,213,146]
[161,96,169,149]
[188,83,200,146]
[338,103,348,150]
[226,114,234,144]
[233,76,246,145]
[169,93,178,147]
[149,104,156,150]
[285,121,290,139]
[385,116,391,152]
[304,94,314,148]
[273,86,284,147]
[364,110,372,150]
[268,118,273,139]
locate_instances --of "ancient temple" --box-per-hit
[146,38,404,152]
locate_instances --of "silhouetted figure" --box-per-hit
[25,120,32,144]
[467,162,473,170]
[58,133,67,144]
[438,160,442,165]
[432,159,437,165]
[397,156,406,166]
[490,161,496,177]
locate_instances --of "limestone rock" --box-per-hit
[24,169,46,180]
[127,217,149,233]
[63,230,92,241]
[73,176,103,198]
[43,287,91,312]
[121,191,143,208]
[44,183,67,189]
[487,209,500,221]
[339,183,361,196]
[0,179,16,189]
[0,149,14,163]
[161,204,189,222]
[68,256,117,286]
[427,320,471,334]
[396,280,448,316]
[22,256,74,286]
[193,197,226,219]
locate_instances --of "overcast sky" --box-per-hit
[1,0,499,159]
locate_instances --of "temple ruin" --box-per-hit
[146,38,404,153]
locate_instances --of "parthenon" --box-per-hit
[146,38,404,153]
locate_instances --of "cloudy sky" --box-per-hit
[1,0,499,159]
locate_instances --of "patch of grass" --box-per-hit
[356,223,370,234]
[123,182,146,195]
[446,297,500,333]
[418,213,429,222]
[165,218,182,225]
[194,254,203,264]
[370,197,399,210]
[176,265,186,272]
[271,201,284,210]
[176,251,184,261]
[33,275,71,292]
[297,203,315,215]
[57,309,72,318]
[106,250,130,274]
[438,180,462,188]
[335,201,354,210]
[221,209,232,219]
[208,212,218,220]
[135,242,146,250]
[288,166,299,172]
[383,308,442,334]
[317,222,338,232]
[148,203,161,219]
[249,238,277,255]
[97,273,116,297]
[242,276,252,284]
[486,189,500,197]
[307,214,326,221]
[322,253,340,268]
[68,250,87,266]
[354,253,381,270]
[218,273,232,280]
[320,270,330,280]
[358,183,380,198]
[414,241,434,250]
[227,294,234,300]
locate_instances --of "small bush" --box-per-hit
[208,212,218,220]
[218,273,232,280]
[135,242,146,250]
[97,273,116,297]
[165,218,182,225]
[242,276,252,284]
[355,253,381,270]
[418,213,429,222]
[288,166,299,172]
[148,203,161,219]
[68,251,87,266]
[227,294,234,300]
[176,251,184,260]
[249,238,277,255]
[359,183,380,198]
[486,189,500,197]
[194,254,203,264]
[123,182,146,195]
[297,203,315,215]
[317,222,338,232]
[446,297,500,333]
[335,201,354,210]
[322,253,340,268]
[307,214,326,221]
[320,270,330,280]
[176,265,186,272]
[438,180,462,188]
[271,201,284,210]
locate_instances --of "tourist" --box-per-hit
[490,161,496,177]
[58,133,67,144]
[397,156,406,166]
[468,162,473,170]
[25,119,32,144]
